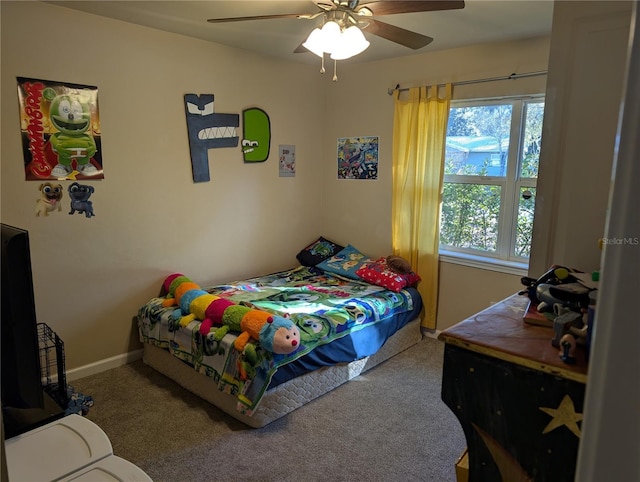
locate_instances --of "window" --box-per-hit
[439,96,544,272]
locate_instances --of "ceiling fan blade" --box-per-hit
[363,19,433,49]
[294,42,309,54]
[357,1,465,16]
[207,13,309,24]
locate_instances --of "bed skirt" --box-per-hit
[142,317,422,428]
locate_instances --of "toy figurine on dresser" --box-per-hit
[520,266,598,364]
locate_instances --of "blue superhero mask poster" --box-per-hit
[17,77,103,181]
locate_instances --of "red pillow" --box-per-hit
[355,257,421,292]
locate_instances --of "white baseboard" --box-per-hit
[65,349,143,382]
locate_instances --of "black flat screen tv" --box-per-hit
[1,224,44,429]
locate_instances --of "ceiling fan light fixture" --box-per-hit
[330,25,369,60]
[208,0,466,80]
[302,27,325,57]
[319,20,341,52]
[303,20,341,56]
[304,21,369,61]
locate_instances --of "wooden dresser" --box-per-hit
[439,294,588,482]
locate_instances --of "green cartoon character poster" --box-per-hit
[17,77,103,181]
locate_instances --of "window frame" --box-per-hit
[439,94,545,274]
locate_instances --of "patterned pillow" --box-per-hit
[296,236,345,267]
[355,257,421,292]
[316,245,373,280]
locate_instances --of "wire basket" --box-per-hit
[37,322,68,409]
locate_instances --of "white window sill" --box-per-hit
[439,250,528,276]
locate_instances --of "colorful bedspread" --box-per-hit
[137,266,417,415]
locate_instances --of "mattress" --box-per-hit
[138,266,423,426]
[143,316,422,427]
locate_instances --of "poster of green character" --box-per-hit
[17,77,103,181]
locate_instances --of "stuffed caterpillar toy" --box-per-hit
[160,274,300,355]
[161,273,190,307]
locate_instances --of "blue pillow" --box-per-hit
[316,245,372,280]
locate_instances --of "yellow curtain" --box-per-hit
[392,84,451,329]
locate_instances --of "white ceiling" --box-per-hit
[47,0,554,65]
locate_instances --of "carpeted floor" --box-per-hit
[72,336,466,482]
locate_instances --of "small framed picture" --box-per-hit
[337,136,378,180]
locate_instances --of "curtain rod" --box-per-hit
[387,70,548,95]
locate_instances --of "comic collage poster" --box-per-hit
[337,136,379,180]
[17,77,103,181]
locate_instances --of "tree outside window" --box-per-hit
[440,97,544,266]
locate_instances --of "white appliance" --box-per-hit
[4,414,152,482]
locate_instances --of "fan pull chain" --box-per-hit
[320,54,325,74]
[333,59,338,82]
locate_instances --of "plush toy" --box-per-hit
[386,255,412,274]
[162,274,301,355]
[179,291,235,335]
[161,273,188,307]
[221,307,300,354]
[171,281,201,311]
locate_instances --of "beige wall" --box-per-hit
[436,263,521,330]
[323,36,551,330]
[320,36,550,255]
[529,1,633,277]
[1,1,552,374]
[1,1,325,370]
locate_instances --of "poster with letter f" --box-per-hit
[17,77,103,181]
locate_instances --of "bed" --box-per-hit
[137,240,423,428]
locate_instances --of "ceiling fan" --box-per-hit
[207,1,465,79]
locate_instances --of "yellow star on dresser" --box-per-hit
[539,394,583,438]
